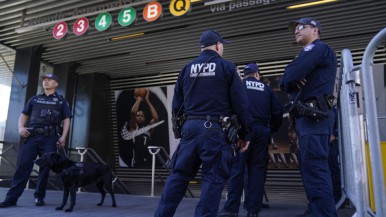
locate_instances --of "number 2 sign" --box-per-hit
[53,22,68,39]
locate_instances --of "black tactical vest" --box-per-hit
[29,94,64,126]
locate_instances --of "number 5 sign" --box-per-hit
[73,17,89,36]
[118,7,136,27]
[53,22,68,39]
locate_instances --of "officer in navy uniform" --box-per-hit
[0,73,72,208]
[154,30,252,217]
[218,64,283,217]
[279,18,338,217]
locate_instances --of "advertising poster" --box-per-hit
[115,86,177,168]
[114,78,298,170]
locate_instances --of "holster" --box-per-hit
[172,115,185,139]
[294,103,328,120]
[220,115,240,144]
[285,94,332,121]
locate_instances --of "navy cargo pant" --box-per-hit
[222,124,269,215]
[4,135,58,203]
[298,133,336,217]
[154,119,233,217]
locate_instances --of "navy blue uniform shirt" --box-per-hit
[22,92,72,127]
[244,77,283,132]
[279,39,337,101]
[173,50,252,140]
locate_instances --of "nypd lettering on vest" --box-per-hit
[190,63,216,77]
[36,98,62,105]
[246,80,264,91]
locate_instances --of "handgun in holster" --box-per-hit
[220,115,240,144]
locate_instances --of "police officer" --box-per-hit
[154,30,252,217]
[0,73,72,208]
[279,17,337,217]
[218,64,283,217]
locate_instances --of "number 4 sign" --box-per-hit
[95,12,112,31]
[53,22,68,39]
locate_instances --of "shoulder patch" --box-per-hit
[303,44,315,52]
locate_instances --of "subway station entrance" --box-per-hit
[0,1,385,216]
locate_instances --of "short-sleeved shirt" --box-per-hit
[23,92,72,127]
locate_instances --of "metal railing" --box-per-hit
[338,27,386,217]
[0,141,61,191]
[148,146,194,198]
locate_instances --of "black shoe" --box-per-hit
[217,209,238,217]
[0,201,17,208]
[247,213,258,217]
[35,198,45,206]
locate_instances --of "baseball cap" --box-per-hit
[288,17,321,33]
[41,73,59,82]
[243,63,259,75]
[199,30,231,48]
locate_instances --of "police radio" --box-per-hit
[172,115,184,139]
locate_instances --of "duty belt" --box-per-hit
[185,115,222,123]
[185,115,226,129]
[26,126,60,137]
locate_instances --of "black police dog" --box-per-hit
[35,152,117,212]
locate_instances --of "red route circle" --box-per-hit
[53,22,68,39]
[73,17,89,36]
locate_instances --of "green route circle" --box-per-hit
[118,7,136,27]
[95,12,112,31]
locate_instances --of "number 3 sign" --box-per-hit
[73,17,89,36]
[53,22,68,39]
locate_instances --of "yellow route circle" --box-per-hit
[169,0,191,17]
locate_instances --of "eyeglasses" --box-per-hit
[295,24,314,32]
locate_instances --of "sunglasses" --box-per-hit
[295,24,314,32]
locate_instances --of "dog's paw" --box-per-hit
[97,203,102,206]
[65,208,73,212]
[55,207,63,210]
[112,204,117,208]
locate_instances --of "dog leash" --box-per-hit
[57,146,68,158]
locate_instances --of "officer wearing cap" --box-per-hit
[279,17,338,217]
[0,73,72,208]
[218,64,283,217]
[154,30,252,217]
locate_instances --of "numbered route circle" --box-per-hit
[170,0,191,16]
[73,17,89,36]
[118,7,136,27]
[53,22,68,39]
[95,12,112,31]
[143,1,162,22]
